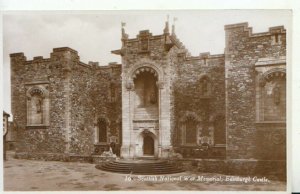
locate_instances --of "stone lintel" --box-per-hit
[255,56,286,66]
[25,81,50,85]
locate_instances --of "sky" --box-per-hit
[2,10,291,115]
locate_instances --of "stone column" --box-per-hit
[157,80,172,158]
[121,79,134,158]
[63,65,71,154]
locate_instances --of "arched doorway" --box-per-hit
[143,135,154,156]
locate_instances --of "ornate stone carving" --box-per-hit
[36,98,43,113]
[125,80,134,90]
[199,74,211,97]
[138,30,151,52]
[26,85,49,99]
[149,92,157,104]
[179,111,201,123]
[127,58,164,81]
[259,68,286,87]
[156,81,165,89]
[140,38,149,51]
[271,132,284,145]
[273,85,281,105]
[264,131,285,145]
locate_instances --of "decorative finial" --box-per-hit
[121,22,128,39]
[172,17,177,35]
[164,15,170,34]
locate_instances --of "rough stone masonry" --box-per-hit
[10,21,286,180]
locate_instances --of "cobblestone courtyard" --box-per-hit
[3,152,286,191]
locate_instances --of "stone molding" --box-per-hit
[255,56,286,66]
[258,68,286,87]
[25,84,50,127]
[179,111,202,123]
[126,58,165,82]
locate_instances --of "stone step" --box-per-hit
[102,164,175,170]
[95,160,184,175]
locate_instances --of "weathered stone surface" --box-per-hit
[224,23,286,160]
[10,22,286,176]
[11,47,121,158]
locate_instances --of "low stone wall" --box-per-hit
[92,155,116,164]
[174,158,286,181]
[69,155,93,163]
[14,152,92,163]
[6,141,17,150]
[15,152,67,162]
[14,152,116,164]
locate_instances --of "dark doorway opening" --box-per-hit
[143,135,154,155]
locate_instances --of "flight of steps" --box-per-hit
[95,160,184,174]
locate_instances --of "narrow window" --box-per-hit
[185,117,197,145]
[98,119,107,143]
[214,115,226,145]
[275,34,279,43]
[110,83,116,102]
[200,76,210,96]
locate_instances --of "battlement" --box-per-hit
[10,52,25,58]
[224,22,249,30]
[10,52,27,63]
[136,30,152,38]
[10,47,81,64]
[52,47,78,54]
[122,29,165,43]
[186,52,225,61]
[50,47,80,61]
[224,22,286,37]
[98,62,121,69]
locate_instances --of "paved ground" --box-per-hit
[4,152,286,191]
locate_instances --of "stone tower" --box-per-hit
[112,22,177,158]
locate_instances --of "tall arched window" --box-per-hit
[185,117,197,145]
[180,112,200,146]
[109,82,117,102]
[199,75,211,97]
[26,85,49,126]
[258,69,286,121]
[98,118,107,143]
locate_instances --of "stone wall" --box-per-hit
[11,47,122,158]
[224,23,286,159]
[68,62,122,155]
[10,22,286,165]
[10,48,76,155]
[116,26,227,158]
[172,53,226,157]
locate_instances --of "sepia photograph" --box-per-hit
[2,9,291,191]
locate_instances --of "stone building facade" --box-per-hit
[10,22,286,177]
